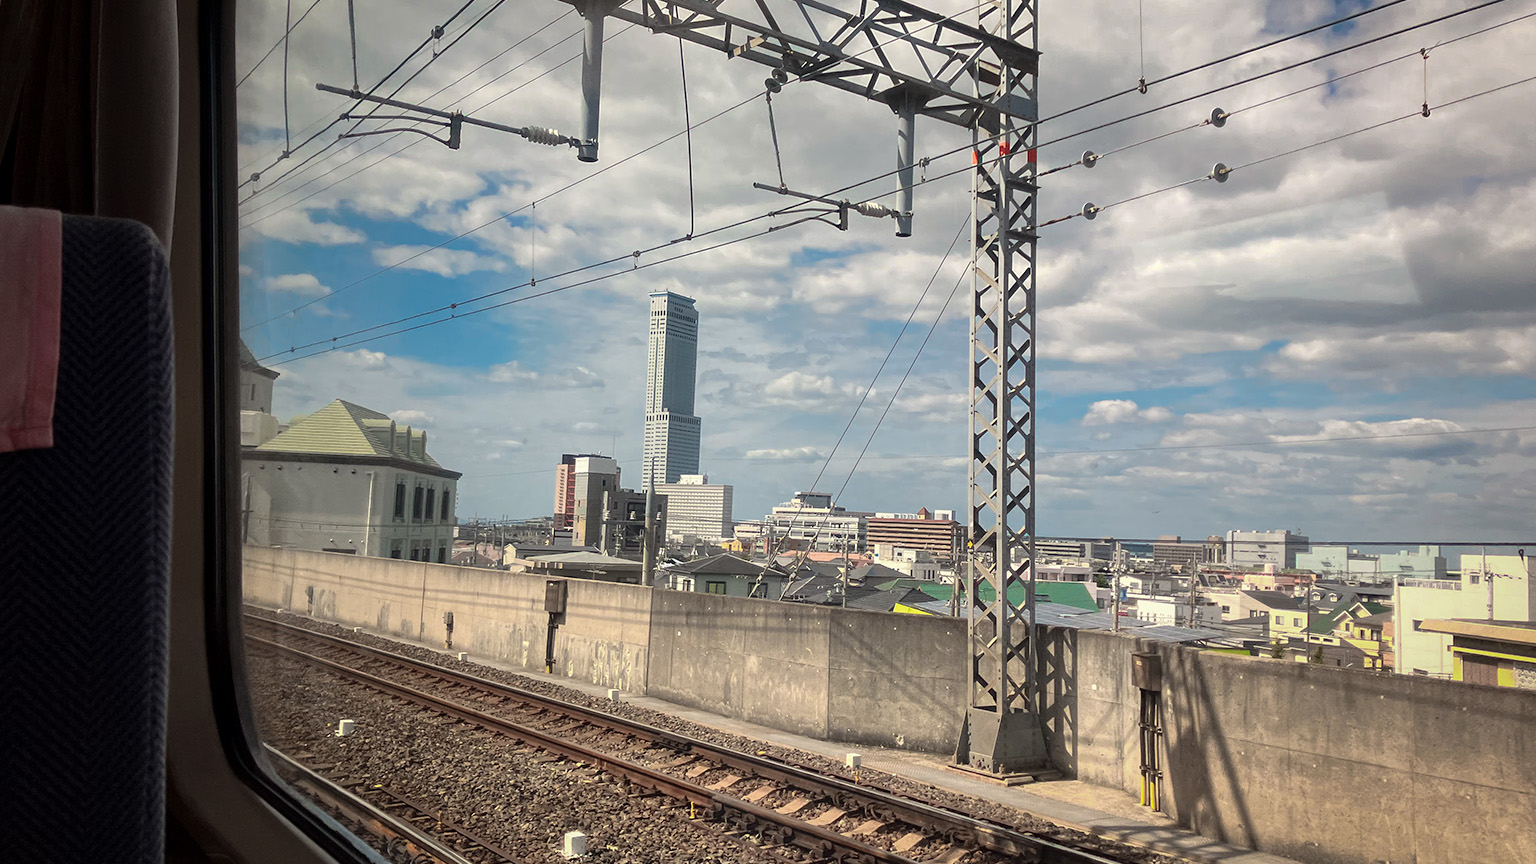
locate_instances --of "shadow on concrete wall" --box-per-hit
[1161,644,1258,850]
[1034,625,1079,775]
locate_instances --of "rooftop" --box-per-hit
[252,399,457,475]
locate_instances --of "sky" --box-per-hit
[235,0,1536,543]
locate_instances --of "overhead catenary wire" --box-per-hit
[238,0,483,194]
[236,19,616,228]
[237,0,327,89]
[1052,0,1412,124]
[244,0,1518,335]
[246,56,1534,359]
[767,217,971,559]
[238,0,988,230]
[1047,5,1536,177]
[1042,70,1536,227]
[252,132,993,360]
[789,257,970,562]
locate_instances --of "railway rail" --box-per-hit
[266,745,521,864]
[246,614,1140,864]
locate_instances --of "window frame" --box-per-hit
[197,2,396,861]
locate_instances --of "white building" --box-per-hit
[1394,553,1534,678]
[1296,544,1445,584]
[642,291,700,489]
[654,474,733,541]
[1226,529,1310,569]
[765,491,870,553]
[1136,596,1223,628]
[241,400,459,562]
[239,342,282,448]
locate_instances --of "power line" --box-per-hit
[769,217,970,557]
[1040,5,1536,178]
[237,19,595,228]
[246,55,1531,362]
[1048,0,1412,125]
[792,251,971,559]
[259,209,837,367]
[243,0,1521,345]
[238,0,482,195]
[237,0,327,88]
[239,0,997,321]
[1042,70,1536,227]
[692,424,1536,464]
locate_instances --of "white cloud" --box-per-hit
[745,446,824,461]
[390,409,434,427]
[1082,399,1174,426]
[370,245,510,277]
[486,360,604,389]
[265,273,329,295]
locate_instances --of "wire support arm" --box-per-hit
[561,0,1038,128]
[315,83,579,148]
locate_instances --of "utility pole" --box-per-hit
[1186,564,1199,628]
[642,486,658,587]
[1113,541,1124,633]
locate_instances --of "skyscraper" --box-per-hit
[643,291,700,490]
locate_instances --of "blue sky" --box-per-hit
[236,0,1536,542]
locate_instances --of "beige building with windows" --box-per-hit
[653,474,733,541]
[241,400,460,562]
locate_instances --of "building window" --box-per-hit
[424,488,436,523]
[437,545,447,564]
[412,485,424,521]
[441,490,451,522]
[390,539,403,559]
[393,481,406,520]
[1294,617,1303,627]
[705,581,727,594]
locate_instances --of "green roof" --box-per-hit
[919,580,1099,612]
[255,399,445,469]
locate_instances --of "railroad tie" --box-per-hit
[706,773,744,791]
[935,848,973,864]
[807,808,847,827]
[893,832,927,854]
[849,819,887,836]
[685,764,713,779]
[743,785,775,803]
[774,796,814,815]
[667,754,699,768]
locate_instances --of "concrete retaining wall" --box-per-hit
[243,547,1536,864]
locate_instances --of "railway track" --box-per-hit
[266,745,523,864]
[246,614,1139,864]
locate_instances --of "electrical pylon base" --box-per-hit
[955,705,1048,774]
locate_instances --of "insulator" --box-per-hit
[521,126,568,147]
[1210,107,1228,128]
[1082,150,1099,168]
[853,201,898,219]
[1210,162,1231,183]
[765,77,783,93]
[1082,202,1100,221]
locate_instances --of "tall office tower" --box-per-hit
[642,291,700,490]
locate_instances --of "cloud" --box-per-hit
[265,273,329,295]
[486,360,604,389]
[745,446,824,461]
[390,409,435,427]
[1082,399,1174,426]
[370,245,510,277]
[243,209,365,245]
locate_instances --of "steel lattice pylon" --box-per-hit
[548,0,1046,775]
[956,0,1048,774]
